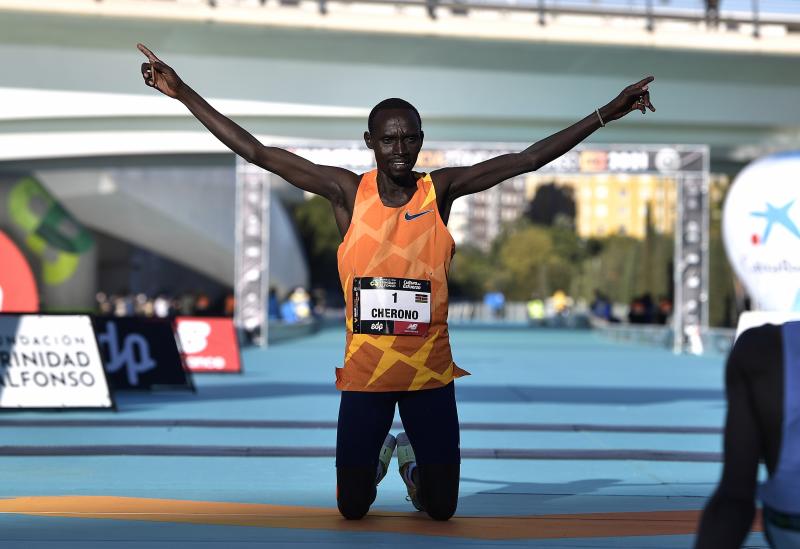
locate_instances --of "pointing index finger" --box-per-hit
[137,43,159,64]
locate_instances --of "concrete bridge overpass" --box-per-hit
[1,1,799,165]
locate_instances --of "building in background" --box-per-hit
[525,174,677,239]
[447,177,528,249]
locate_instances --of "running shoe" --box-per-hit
[376,433,397,486]
[396,432,423,511]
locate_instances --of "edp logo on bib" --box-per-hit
[723,152,800,311]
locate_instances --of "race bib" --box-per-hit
[352,277,431,336]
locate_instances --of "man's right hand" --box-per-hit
[138,43,182,99]
[135,41,357,233]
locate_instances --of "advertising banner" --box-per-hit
[0,175,96,311]
[723,152,800,312]
[0,314,113,409]
[175,317,242,374]
[0,231,39,312]
[92,317,193,391]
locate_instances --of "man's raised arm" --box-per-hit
[137,44,356,204]
[432,77,656,207]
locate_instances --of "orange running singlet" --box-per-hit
[336,170,469,392]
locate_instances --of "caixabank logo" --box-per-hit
[723,152,800,311]
[749,200,800,246]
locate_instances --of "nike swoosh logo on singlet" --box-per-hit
[404,210,433,221]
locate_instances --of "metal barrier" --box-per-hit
[448,302,529,323]
[448,302,592,328]
[91,0,800,33]
[598,322,736,356]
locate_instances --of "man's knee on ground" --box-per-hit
[418,463,459,521]
[337,493,371,520]
[423,495,457,521]
[336,466,377,520]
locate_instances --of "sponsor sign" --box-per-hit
[92,317,193,391]
[175,317,242,374]
[353,277,431,336]
[1,176,96,310]
[723,152,800,312]
[0,314,113,409]
[0,231,39,312]
[287,144,706,175]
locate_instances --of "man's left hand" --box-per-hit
[600,76,656,123]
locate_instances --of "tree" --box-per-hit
[291,196,341,294]
[525,183,576,227]
[492,222,576,300]
[708,181,737,327]
[578,235,640,305]
[448,244,494,299]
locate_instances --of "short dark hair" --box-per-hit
[368,98,422,133]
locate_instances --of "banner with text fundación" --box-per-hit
[0,314,113,409]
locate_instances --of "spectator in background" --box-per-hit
[640,293,655,324]
[195,293,211,316]
[483,291,505,319]
[179,293,196,316]
[527,294,545,325]
[551,289,571,316]
[280,296,299,324]
[268,287,281,320]
[97,291,236,318]
[112,295,121,316]
[590,290,612,321]
[289,287,312,320]
[143,296,156,317]
[628,294,657,324]
[656,296,673,325]
[96,292,112,316]
[224,293,235,317]
[154,294,171,318]
[112,293,134,317]
[628,297,645,324]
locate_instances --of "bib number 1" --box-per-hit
[353,277,431,336]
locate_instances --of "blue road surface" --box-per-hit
[0,327,768,548]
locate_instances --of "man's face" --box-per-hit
[365,109,423,182]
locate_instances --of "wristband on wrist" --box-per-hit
[595,108,606,127]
